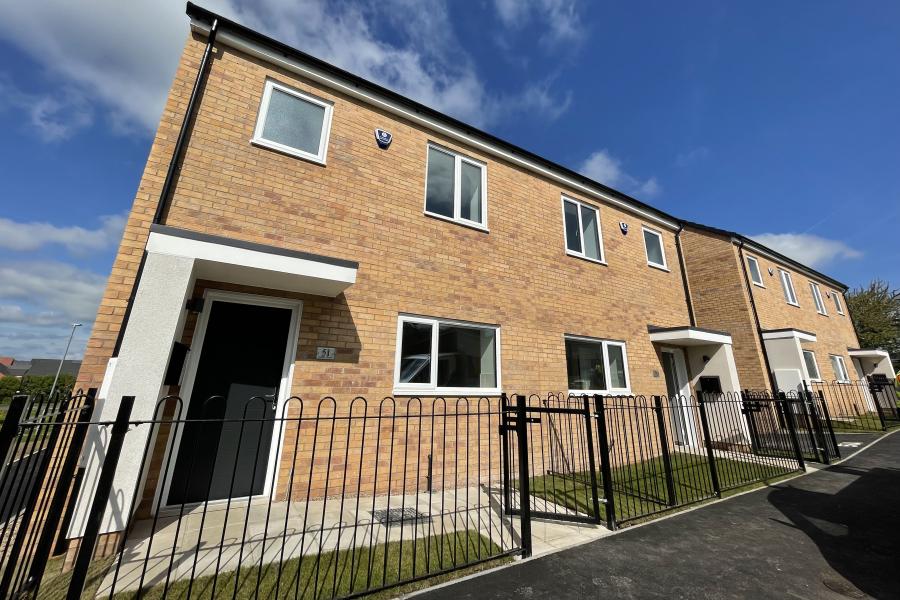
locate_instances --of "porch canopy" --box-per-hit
[70,225,358,539]
[648,325,742,396]
[848,348,896,380]
[761,329,817,391]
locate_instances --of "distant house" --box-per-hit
[0,358,81,379]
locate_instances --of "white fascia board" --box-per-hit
[192,20,679,232]
[146,231,356,294]
[649,328,733,346]
[761,329,817,343]
[848,349,891,360]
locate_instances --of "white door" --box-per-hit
[661,347,697,446]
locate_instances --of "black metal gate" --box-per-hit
[742,390,839,464]
[869,376,900,426]
[500,393,602,529]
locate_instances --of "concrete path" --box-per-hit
[413,431,900,599]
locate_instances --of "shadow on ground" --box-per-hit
[767,464,900,599]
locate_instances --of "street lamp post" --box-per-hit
[48,323,82,400]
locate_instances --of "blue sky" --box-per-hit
[0,0,898,359]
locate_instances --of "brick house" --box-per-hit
[68,4,746,539]
[680,222,896,394]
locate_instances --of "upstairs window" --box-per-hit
[564,336,629,394]
[779,269,799,306]
[830,355,850,383]
[746,256,764,287]
[252,79,333,163]
[642,227,668,270]
[802,350,821,381]
[562,197,604,263]
[394,315,499,394]
[425,144,487,229]
[832,291,845,315]
[810,282,827,315]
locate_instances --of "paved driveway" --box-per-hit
[414,432,900,599]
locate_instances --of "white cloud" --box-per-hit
[0,0,572,135]
[493,0,585,45]
[750,233,863,269]
[675,146,710,167]
[0,213,126,256]
[0,76,93,141]
[579,150,662,199]
[0,261,107,359]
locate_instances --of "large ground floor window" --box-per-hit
[564,335,630,394]
[394,315,500,395]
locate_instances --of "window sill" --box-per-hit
[392,388,502,397]
[647,262,670,272]
[423,211,490,233]
[816,311,829,317]
[752,282,766,288]
[250,137,327,166]
[565,250,607,266]
[567,389,631,397]
[786,301,801,308]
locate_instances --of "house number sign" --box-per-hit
[316,347,336,360]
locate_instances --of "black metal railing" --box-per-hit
[40,395,521,600]
[501,392,804,529]
[0,388,824,597]
[0,388,96,598]
[742,388,840,464]
[811,378,900,432]
[593,392,803,526]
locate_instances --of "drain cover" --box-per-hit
[822,578,865,599]
[372,508,431,526]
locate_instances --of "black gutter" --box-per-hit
[154,17,219,224]
[674,224,696,327]
[738,240,779,391]
[112,18,219,357]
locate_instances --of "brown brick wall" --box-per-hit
[77,33,693,404]
[681,226,860,390]
[73,34,698,509]
[680,229,769,389]
[745,252,859,382]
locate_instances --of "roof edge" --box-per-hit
[681,220,849,291]
[184,2,680,230]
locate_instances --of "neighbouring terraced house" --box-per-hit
[680,222,896,418]
[65,2,894,553]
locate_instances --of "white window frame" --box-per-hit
[561,196,606,264]
[810,282,828,315]
[832,291,845,315]
[393,314,501,396]
[779,269,799,307]
[423,143,489,231]
[564,334,631,395]
[746,255,764,287]
[830,354,850,383]
[251,79,334,164]
[802,350,821,381]
[642,226,668,271]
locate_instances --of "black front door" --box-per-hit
[167,300,292,506]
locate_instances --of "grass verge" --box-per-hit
[33,531,511,600]
[529,451,796,525]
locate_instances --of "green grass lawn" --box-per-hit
[529,451,795,526]
[33,531,510,600]
[828,409,900,432]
